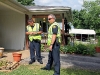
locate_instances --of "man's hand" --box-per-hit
[30,32,34,35]
[32,32,37,35]
[48,45,53,51]
[30,32,37,35]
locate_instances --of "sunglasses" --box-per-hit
[48,18,53,20]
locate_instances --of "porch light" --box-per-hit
[43,18,46,22]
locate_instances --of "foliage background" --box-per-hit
[72,0,100,33]
[17,0,35,5]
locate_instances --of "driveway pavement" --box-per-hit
[1,50,100,71]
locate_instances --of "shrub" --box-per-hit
[87,44,96,56]
[76,44,87,54]
[66,45,77,54]
[41,44,45,52]
[61,43,96,56]
[96,36,100,46]
[60,46,65,53]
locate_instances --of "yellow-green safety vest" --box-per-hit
[47,22,61,45]
[26,23,41,41]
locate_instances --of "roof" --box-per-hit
[0,1,72,21]
[69,29,96,35]
[0,0,28,14]
[25,5,72,21]
[25,5,71,11]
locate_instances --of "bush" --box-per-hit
[76,44,87,54]
[42,43,96,56]
[96,36,100,46]
[41,44,45,52]
[75,44,96,56]
[60,46,65,53]
[87,44,96,56]
[60,43,96,56]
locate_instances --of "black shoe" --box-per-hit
[41,67,50,70]
[38,60,43,64]
[29,60,35,64]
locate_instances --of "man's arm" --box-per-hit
[36,25,43,34]
[49,25,58,51]
[25,27,33,35]
[51,25,58,45]
[51,34,57,45]
[25,25,43,35]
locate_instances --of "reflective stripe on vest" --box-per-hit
[27,23,41,41]
[47,22,61,45]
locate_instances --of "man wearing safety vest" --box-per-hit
[26,19,43,64]
[41,14,61,75]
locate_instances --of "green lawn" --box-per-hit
[0,64,100,75]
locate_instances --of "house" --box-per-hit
[69,29,96,41]
[0,0,72,50]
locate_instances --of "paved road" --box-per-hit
[21,52,100,71]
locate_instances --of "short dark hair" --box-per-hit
[28,19,33,22]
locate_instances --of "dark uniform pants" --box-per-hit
[46,43,60,75]
[29,40,42,61]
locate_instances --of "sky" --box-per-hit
[34,0,84,10]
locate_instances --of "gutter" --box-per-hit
[0,0,29,14]
[9,0,28,11]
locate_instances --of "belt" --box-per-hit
[33,39,40,42]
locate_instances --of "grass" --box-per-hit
[0,64,100,75]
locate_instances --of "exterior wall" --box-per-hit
[0,10,25,50]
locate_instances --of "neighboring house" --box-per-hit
[0,0,72,50]
[69,29,96,41]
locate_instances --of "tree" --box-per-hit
[17,0,35,5]
[72,10,81,28]
[72,0,100,32]
[83,0,100,32]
